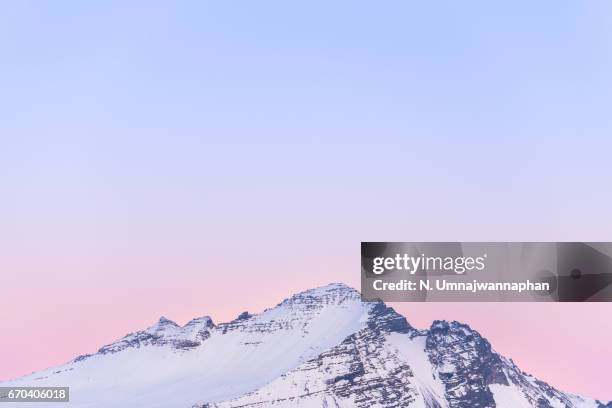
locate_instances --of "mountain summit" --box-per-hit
[2,283,609,408]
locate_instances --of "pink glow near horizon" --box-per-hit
[2,238,611,401]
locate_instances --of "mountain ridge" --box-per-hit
[2,283,609,408]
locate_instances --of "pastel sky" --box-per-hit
[1,0,612,401]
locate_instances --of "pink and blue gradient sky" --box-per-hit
[2,0,612,401]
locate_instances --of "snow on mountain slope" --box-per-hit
[201,314,610,408]
[1,284,373,408]
[1,283,610,408]
[201,303,444,408]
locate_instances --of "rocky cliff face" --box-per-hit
[198,292,608,408]
[2,283,609,408]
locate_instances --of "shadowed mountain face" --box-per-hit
[2,284,610,408]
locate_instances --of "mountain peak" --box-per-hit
[430,319,477,335]
[279,282,361,307]
[184,316,214,328]
[303,282,359,294]
[318,282,358,292]
[157,316,178,326]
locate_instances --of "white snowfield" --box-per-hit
[1,283,609,408]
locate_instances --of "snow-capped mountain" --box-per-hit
[2,283,610,408]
